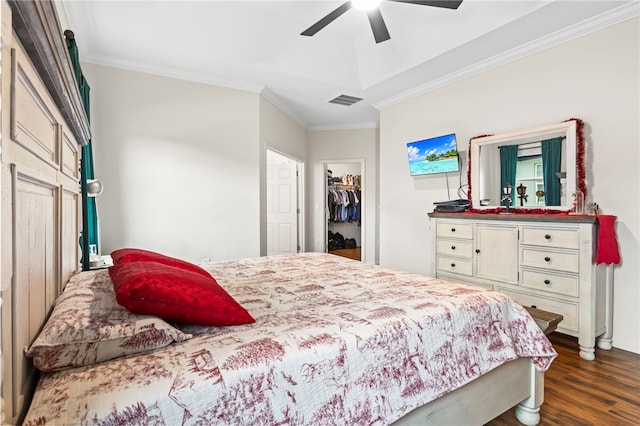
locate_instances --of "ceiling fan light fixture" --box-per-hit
[352,0,382,11]
[302,0,463,42]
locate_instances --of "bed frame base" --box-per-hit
[394,357,543,426]
[515,404,541,426]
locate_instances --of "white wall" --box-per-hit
[307,128,379,264]
[260,97,307,162]
[83,64,262,263]
[379,18,639,353]
[259,98,307,255]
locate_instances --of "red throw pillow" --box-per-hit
[111,248,211,278]
[109,262,255,326]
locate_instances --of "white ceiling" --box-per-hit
[58,0,638,130]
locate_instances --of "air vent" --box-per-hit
[329,94,363,106]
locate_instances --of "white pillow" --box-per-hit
[25,269,191,372]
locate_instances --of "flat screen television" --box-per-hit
[406,133,460,176]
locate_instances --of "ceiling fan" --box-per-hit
[301,0,463,43]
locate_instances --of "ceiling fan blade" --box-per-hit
[387,0,463,9]
[301,2,353,36]
[367,9,390,43]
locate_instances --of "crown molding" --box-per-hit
[374,2,640,111]
[83,53,266,95]
[81,55,316,130]
[259,87,309,129]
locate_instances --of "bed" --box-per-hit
[22,252,556,425]
[1,3,555,424]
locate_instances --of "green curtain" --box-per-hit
[66,35,97,270]
[541,137,563,206]
[499,145,519,206]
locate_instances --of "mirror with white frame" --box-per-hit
[469,120,579,211]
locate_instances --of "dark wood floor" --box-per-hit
[328,247,361,261]
[486,332,640,425]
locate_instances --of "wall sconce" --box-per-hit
[81,178,103,271]
[516,183,528,206]
[86,179,103,197]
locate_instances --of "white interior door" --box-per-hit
[267,162,298,255]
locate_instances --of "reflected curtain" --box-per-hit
[499,145,519,206]
[541,137,563,206]
[66,34,97,270]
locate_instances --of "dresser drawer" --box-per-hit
[437,255,472,276]
[436,222,473,240]
[500,289,578,333]
[521,248,579,274]
[521,227,580,249]
[436,239,473,258]
[521,268,579,297]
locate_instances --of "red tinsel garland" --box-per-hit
[466,207,570,215]
[467,140,472,203]
[464,118,586,214]
[564,118,586,199]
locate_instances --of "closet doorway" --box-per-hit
[325,161,364,262]
[267,149,304,255]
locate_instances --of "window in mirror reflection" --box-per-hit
[515,155,544,206]
[507,137,564,207]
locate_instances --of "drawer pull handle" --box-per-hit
[545,234,551,240]
[451,246,456,250]
[531,305,537,309]
[544,256,551,262]
[451,228,456,232]
[475,249,480,254]
[450,263,456,268]
[544,279,551,285]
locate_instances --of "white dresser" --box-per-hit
[429,213,609,360]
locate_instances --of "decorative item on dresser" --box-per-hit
[429,212,608,361]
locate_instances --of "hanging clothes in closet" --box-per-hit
[327,185,361,226]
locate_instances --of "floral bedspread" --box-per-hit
[24,253,556,425]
